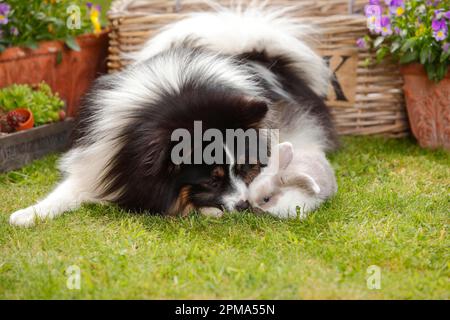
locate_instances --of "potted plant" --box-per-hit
[359,0,450,150]
[0,82,74,172]
[0,0,108,116]
[1,108,34,132]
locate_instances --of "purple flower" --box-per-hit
[0,3,10,15]
[356,37,368,49]
[87,2,101,13]
[426,0,440,6]
[432,19,448,41]
[443,43,450,53]
[10,26,18,36]
[365,4,382,33]
[0,2,10,25]
[435,9,446,19]
[380,16,393,36]
[369,0,380,4]
[445,11,450,20]
[387,0,405,17]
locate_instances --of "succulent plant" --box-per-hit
[0,113,14,133]
[0,82,65,126]
[6,110,28,128]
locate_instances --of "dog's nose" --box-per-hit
[235,200,250,211]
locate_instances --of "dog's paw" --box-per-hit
[9,207,37,227]
[199,207,224,218]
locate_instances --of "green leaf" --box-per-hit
[376,47,390,63]
[441,51,450,63]
[56,51,63,65]
[399,51,419,64]
[436,64,447,82]
[420,47,430,65]
[425,64,436,81]
[363,57,372,68]
[391,41,401,53]
[374,36,385,48]
[65,37,80,52]
[24,40,39,50]
[401,38,417,53]
[428,49,437,64]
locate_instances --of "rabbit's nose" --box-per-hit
[235,200,250,211]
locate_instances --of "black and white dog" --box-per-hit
[9,5,338,226]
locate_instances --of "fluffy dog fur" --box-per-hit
[9,4,338,227]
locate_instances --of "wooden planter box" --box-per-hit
[0,119,75,173]
[0,31,109,116]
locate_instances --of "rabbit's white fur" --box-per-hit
[248,142,337,219]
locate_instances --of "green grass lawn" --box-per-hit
[0,136,448,299]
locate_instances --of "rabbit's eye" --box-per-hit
[263,197,270,203]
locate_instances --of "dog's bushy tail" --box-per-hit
[127,1,330,97]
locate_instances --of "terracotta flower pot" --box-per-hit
[400,64,450,150]
[12,108,34,131]
[0,31,109,117]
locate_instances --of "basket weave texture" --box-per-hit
[107,0,408,137]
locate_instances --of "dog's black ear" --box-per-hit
[238,98,269,126]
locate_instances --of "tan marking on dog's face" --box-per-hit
[212,166,225,179]
[167,186,195,217]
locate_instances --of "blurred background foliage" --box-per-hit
[0,0,112,51]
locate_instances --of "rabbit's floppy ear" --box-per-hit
[276,171,321,195]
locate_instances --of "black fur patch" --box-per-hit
[98,81,268,213]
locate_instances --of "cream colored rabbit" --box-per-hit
[248,142,337,219]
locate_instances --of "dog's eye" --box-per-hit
[263,196,270,203]
[210,181,219,188]
[208,177,221,188]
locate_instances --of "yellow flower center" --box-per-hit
[396,7,404,16]
[437,31,444,38]
[416,24,425,37]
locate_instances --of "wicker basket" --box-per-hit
[107,0,408,137]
